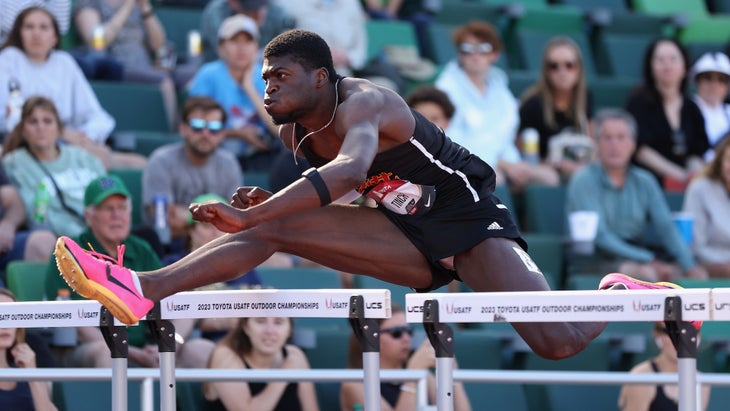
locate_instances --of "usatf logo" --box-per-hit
[325,298,348,309]
[632,300,662,312]
[165,301,190,311]
[77,308,99,319]
[444,303,472,314]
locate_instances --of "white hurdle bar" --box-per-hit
[407,288,730,411]
[0,288,392,411]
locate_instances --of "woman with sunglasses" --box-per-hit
[618,323,710,410]
[203,316,319,411]
[1,96,105,238]
[626,38,710,190]
[519,36,593,179]
[0,288,57,411]
[435,20,559,191]
[340,305,471,411]
[0,7,146,170]
[691,52,730,161]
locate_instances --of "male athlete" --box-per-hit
[54,30,694,360]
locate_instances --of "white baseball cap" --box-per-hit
[218,14,259,42]
[691,52,730,79]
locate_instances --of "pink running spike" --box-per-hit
[54,236,153,325]
[599,273,702,331]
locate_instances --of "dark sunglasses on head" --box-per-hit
[547,60,577,71]
[188,118,224,133]
[458,42,493,55]
[380,326,413,339]
[697,72,730,84]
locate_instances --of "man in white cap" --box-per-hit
[201,0,294,62]
[691,52,730,160]
[188,14,279,170]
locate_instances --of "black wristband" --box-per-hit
[142,9,154,19]
[302,168,331,207]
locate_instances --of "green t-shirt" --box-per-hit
[45,229,162,346]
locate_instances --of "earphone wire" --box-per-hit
[291,77,341,165]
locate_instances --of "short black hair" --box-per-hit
[405,86,455,120]
[263,29,338,83]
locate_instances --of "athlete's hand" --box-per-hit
[230,186,273,209]
[189,200,248,233]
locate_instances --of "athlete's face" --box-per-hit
[262,55,322,125]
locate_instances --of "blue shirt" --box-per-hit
[567,162,695,270]
[188,60,267,152]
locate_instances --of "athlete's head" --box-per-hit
[262,30,339,124]
[263,29,337,84]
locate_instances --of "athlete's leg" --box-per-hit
[454,237,606,360]
[137,204,434,301]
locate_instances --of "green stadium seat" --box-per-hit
[424,23,458,66]
[243,171,271,191]
[523,184,568,236]
[507,28,596,79]
[128,131,182,157]
[108,168,145,228]
[91,82,170,132]
[508,70,538,100]
[6,261,49,301]
[365,20,419,62]
[522,233,565,289]
[155,7,203,62]
[521,337,612,371]
[631,0,710,20]
[593,33,654,78]
[176,381,205,411]
[55,380,160,411]
[591,76,636,110]
[631,0,730,43]
[555,0,629,13]
[543,385,621,411]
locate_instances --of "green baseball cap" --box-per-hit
[84,175,131,207]
[188,193,227,223]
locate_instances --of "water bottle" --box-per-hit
[92,25,105,52]
[521,128,540,165]
[34,181,51,225]
[187,30,202,64]
[52,289,78,347]
[153,194,171,245]
[6,78,23,131]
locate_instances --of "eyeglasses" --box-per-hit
[380,326,413,339]
[697,72,730,84]
[188,118,224,133]
[458,42,493,55]
[547,60,577,72]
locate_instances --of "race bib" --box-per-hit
[366,180,435,216]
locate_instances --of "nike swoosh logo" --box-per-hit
[424,195,431,207]
[105,264,141,300]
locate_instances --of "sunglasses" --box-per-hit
[547,60,577,72]
[188,118,224,133]
[458,42,493,55]
[380,326,413,339]
[697,72,730,84]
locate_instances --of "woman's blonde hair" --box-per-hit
[520,36,589,134]
[2,96,62,157]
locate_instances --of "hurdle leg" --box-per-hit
[664,296,700,411]
[146,303,177,411]
[349,295,381,411]
[100,307,129,411]
[423,300,454,411]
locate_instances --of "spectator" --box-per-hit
[405,85,455,131]
[683,137,730,278]
[519,36,594,179]
[0,288,57,411]
[566,108,707,282]
[626,38,710,190]
[1,96,105,237]
[0,6,145,169]
[690,52,730,160]
[0,0,71,44]
[188,14,279,172]
[340,304,471,411]
[201,0,294,63]
[73,0,194,129]
[142,96,242,245]
[0,162,56,286]
[435,20,559,190]
[619,322,710,410]
[203,316,320,410]
[44,174,214,368]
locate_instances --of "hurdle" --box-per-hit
[406,287,730,411]
[0,288,392,411]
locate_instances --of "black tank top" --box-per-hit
[0,379,34,411]
[204,347,302,411]
[649,361,678,411]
